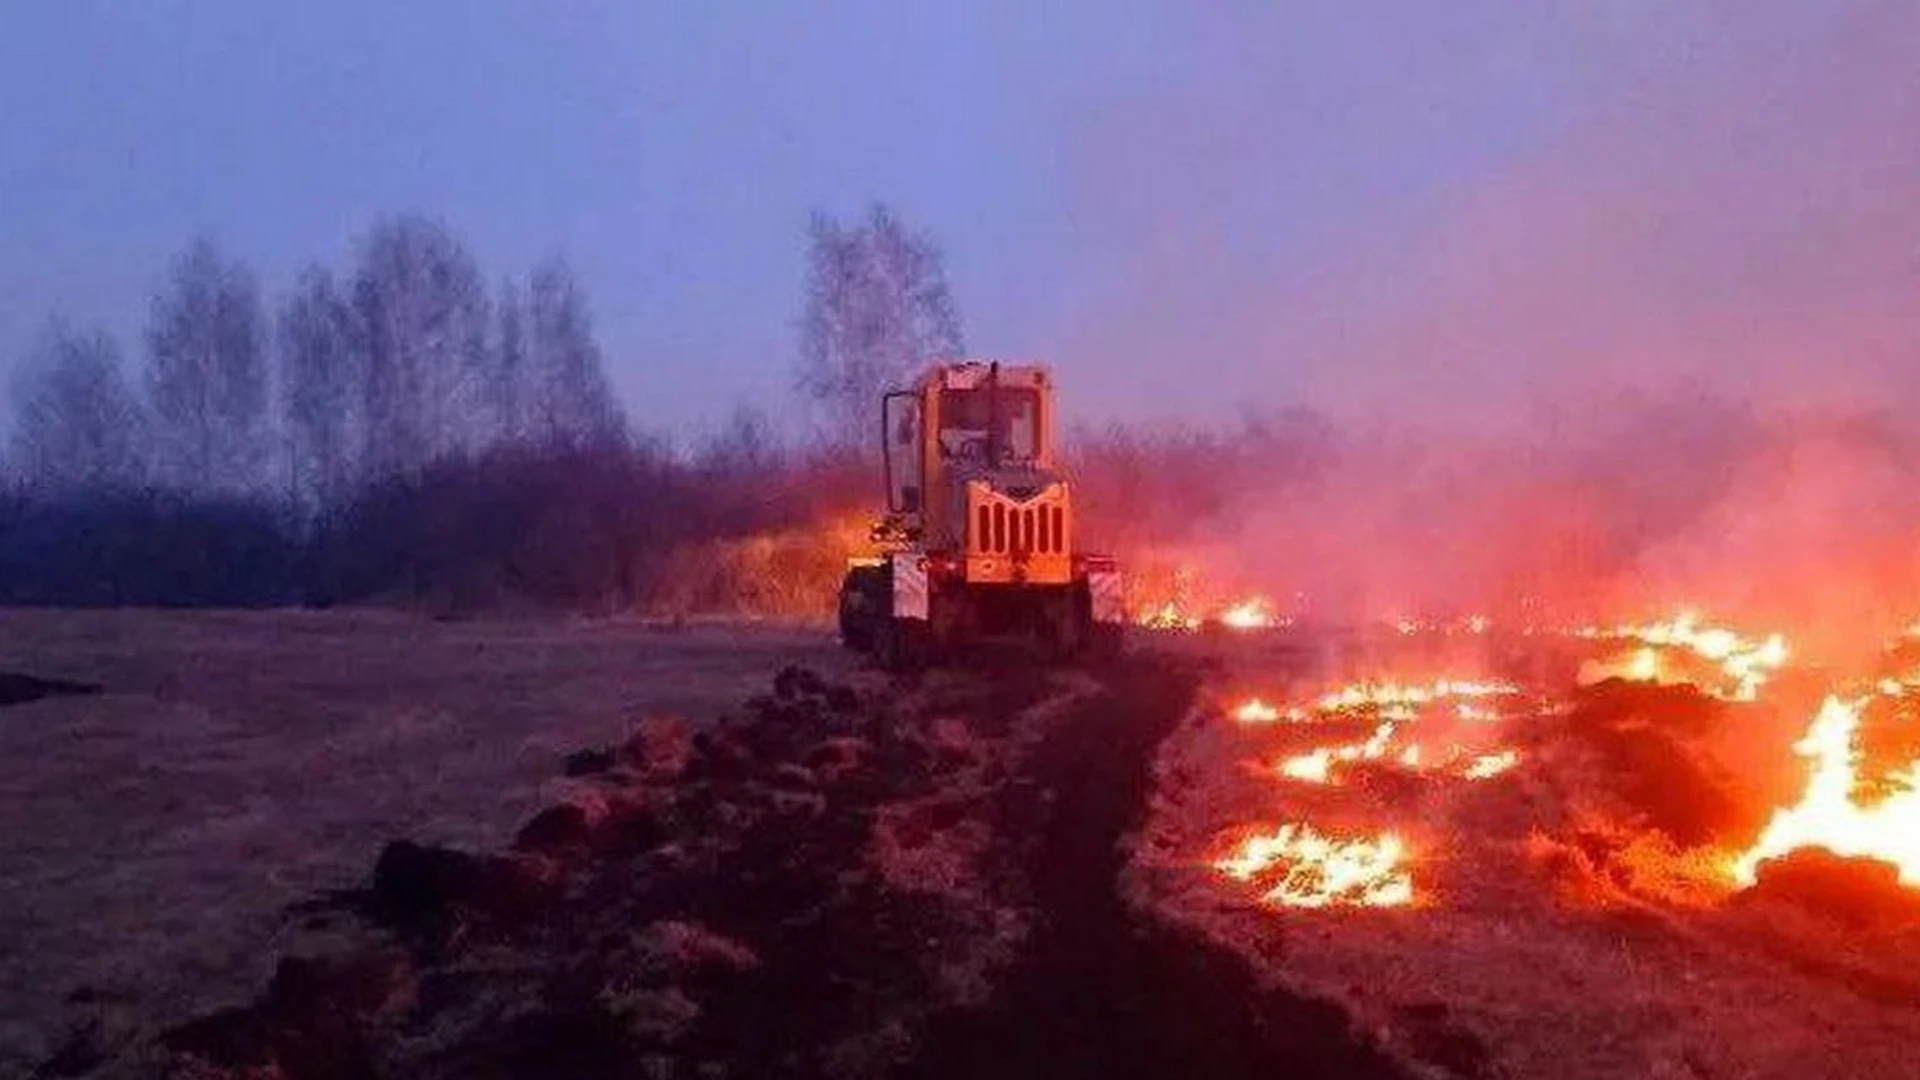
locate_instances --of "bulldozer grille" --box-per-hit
[976,502,1066,555]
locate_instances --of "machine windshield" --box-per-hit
[939,387,1039,464]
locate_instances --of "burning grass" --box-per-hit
[1230,698,1285,724]
[1575,611,1789,701]
[1174,598,1920,921]
[1214,823,1413,909]
[1228,675,1529,793]
[1132,616,1920,1078]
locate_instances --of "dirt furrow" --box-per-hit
[916,660,1408,1080]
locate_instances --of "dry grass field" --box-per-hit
[0,608,850,1073]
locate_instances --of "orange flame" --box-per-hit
[1137,590,1289,632]
[1462,748,1519,780]
[1734,695,1920,886]
[1232,698,1285,724]
[1141,601,1201,632]
[1219,597,1281,630]
[1250,676,1524,784]
[1279,720,1401,784]
[1215,823,1413,908]
[1626,647,1660,682]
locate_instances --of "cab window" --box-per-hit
[938,387,1038,463]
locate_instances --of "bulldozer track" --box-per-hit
[915,659,1409,1080]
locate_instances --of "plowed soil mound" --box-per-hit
[0,671,99,708]
[58,655,1398,1079]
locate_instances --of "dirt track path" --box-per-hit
[918,661,1409,1080]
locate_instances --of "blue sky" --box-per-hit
[3,2,1915,443]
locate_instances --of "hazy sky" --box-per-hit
[3,2,1914,442]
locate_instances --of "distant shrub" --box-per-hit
[643,514,875,618]
[0,489,300,607]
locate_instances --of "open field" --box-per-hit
[0,609,849,1073]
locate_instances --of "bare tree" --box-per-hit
[527,258,626,449]
[8,322,147,492]
[350,216,490,476]
[797,203,965,442]
[279,266,360,509]
[145,237,270,493]
[492,277,530,446]
[698,402,782,475]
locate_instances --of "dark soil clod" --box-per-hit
[156,951,408,1080]
[1742,848,1920,928]
[362,840,560,944]
[0,671,102,709]
[32,1020,107,1079]
[1392,1001,1494,1079]
[561,746,616,776]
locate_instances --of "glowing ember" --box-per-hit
[1577,612,1788,701]
[1627,647,1660,682]
[1734,696,1920,886]
[1873,662,1920,697]
[1453,701,1497,722]
[1232,698,1284,724]
[1215,824,1413,908]
[1435,678,1520,699]
[1139,595,1288,631]
[1462,749,1519,780]
[1390,614,1492,636]
[1277,724,1519,785]
[1280,748,1335,783]
[1314,678,1519,714]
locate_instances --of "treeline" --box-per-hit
[8,217,623,504]
[0,214,880,611]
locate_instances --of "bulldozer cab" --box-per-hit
[883,363,1055,533]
